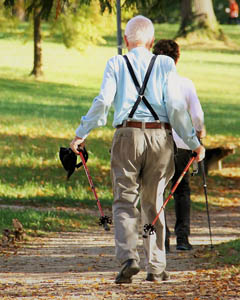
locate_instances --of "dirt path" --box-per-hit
[0,206,240,300]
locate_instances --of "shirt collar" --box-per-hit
[129,46,151,55]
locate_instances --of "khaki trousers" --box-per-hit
[111,126,175,274]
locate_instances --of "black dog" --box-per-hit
[200,146,235,175]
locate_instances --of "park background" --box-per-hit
[0,0,239,288]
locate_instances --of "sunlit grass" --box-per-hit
[0,23,239,234]
[0,39,115,87]
[0,207,99,235]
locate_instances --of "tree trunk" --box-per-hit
[13,0,25,21]
[30,6,43,77]
[179,0,193,36]
[177,0,225,41]
[193,0,218,31]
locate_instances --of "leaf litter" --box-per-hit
[0,206,239,299]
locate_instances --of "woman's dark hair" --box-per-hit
[153,39,180,63]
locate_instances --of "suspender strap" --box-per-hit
[123,56,140,94]
[141,96,159,120]
[139,55,157,95]
[123,55,159,120]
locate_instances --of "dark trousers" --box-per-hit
[166,148,192,240]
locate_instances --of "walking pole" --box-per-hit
[78,148,112,232]
[199,160,214,249]
[143,152,197,238]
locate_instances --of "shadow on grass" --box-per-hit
[0,132,113,208]
[201,102,240,137]
[0,194,112,210]
[0,229,238,276]
[0,158,112,208]
[0,77,115,130]
[0,76,93,101]
[181,46,240,55]
[0,132,112,162]
[203,59,240,68]
[165,197,235,214]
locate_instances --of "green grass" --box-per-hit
[215,239,240,265]
[0,22,240,234]
[175,41,240,137]
[220,24,240,48]
[0,207,98,235]
[201,239,240,266]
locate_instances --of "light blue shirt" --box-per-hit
[76,47,200,150]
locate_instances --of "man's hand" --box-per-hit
[193,145,205,162]
[70,136,85,155]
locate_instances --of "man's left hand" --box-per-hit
[70,136,85,154]
[193,145,205,162]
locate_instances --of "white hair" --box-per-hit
[124,15,154,45]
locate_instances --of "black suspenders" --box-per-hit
[123,55,159,121]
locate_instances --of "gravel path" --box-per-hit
[0,206,240,299]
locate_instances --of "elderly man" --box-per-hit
[70,15,205,284]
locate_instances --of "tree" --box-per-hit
[3,0,115,77]
[177,0,225,42]
[133,0,228,44]
[179,0,192,34]
[4,0,227,77]
[31,4,43,77]
[4,0,58,77]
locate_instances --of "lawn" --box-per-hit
[0,22,239,237]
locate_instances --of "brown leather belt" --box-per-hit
[117,121,171,130]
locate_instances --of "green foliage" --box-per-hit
[137,0,181,23]
[214,0,232,24]
[52,1,115,51]
[125,0,234,25]
[2,0,118,51]
[0,1,19,33]
[4,0,66,20]
[135,0,236,26]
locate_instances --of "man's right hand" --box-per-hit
[193,145,205,162]
[70,136,85,155]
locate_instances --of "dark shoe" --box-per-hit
[176,236,193,251]
[165,237,170,254]
[115,259,140,284]
[146,270,170,282]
